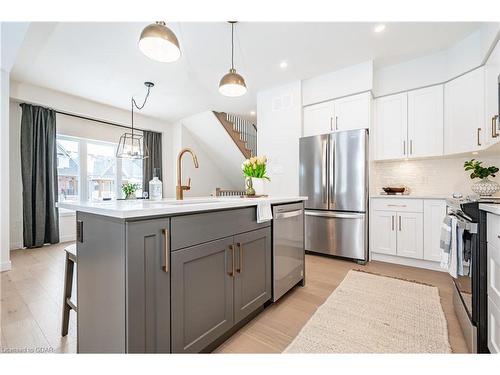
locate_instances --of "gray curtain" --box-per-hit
[20,103,59,248]
[142,130,163,195]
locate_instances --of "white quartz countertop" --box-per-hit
[57,196,308,219]
[479,203,500,216]
[370,195,449,200]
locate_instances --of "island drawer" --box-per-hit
[171,207,270,251]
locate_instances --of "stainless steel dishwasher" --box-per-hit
[272,202,305,302]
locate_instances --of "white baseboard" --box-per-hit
[370,252,444,272]
[10,236,75,251]
[0,261,12,272]
[60,234,76,243]
[10,242,24,250]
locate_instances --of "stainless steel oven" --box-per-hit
[446,197,492,353]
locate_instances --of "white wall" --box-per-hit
[257,81,302,196]
[302,60,373,106]
[173,125,240,198]
[178,111,245,190]
[374,25,500,96]
[9,81,175,250]
[371,155,500,197]
[1,22,29,271]
[1,69,11,270]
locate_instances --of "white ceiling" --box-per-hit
[11,22,484,123]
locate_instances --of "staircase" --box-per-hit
[213,112,257,159]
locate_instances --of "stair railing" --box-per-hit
[226,113,257,157]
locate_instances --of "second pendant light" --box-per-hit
[219,21,247,97]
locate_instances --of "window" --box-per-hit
[56,135,143,201]
[57,137,80,202]
[87,141,117,200]
[121,158,143,198]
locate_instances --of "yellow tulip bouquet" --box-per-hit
[241,156,270,180]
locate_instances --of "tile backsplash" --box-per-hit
[371,155,500,196]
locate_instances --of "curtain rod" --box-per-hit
[19,103,162,134]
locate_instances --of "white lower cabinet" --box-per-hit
[423,200,447,262]
[370,210,397,255]
[396,212,424,259]
[371,209,423,260]
[488,297,500,353]
[370,198,446,267]
[487,214,500,353]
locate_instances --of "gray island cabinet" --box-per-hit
[76,206,272,353]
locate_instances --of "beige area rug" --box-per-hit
[285,270,452,353]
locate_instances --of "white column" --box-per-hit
[0,68,11,271]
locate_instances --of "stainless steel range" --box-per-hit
[446,195,500,353]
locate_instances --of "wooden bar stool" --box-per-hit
[61,243,77,337]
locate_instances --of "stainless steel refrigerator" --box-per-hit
[299,129,368,262]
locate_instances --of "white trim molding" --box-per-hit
[370,252,444,272]
[0,260,12,272]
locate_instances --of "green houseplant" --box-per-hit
[241,156,270,196]
[464,159,499,196]
[122,182,140,199]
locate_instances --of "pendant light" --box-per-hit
[116,82,154,160]
[138,21,181,62]
[219,21,247,97]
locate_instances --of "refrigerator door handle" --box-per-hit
[328,134,335,209]
[305,211,365,219]
[322,138,328,204]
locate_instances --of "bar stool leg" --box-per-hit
[61,252,74,337]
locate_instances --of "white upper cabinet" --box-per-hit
[333,92,371,131]
[485,40,500,146]
[374,92,407,160]
[303,92,371,137]
[444,67,485,154]
[302,101,335,137]
[407,85,444,158]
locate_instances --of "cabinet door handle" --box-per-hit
[236,242,242,273]
[335,116,339,130]
[391,215,394,231]
[76,220,83,243]
[492,115,499,138]
[387,204,407,208]
[228,244,235,277]
[403,140,406,156]
[330,117,333,131]
[410,140,413,155]
[162,228,169,272]
[398,216,402,231]
[477,128,482,146]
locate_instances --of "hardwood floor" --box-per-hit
[0,243,468,354]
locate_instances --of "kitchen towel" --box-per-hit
[256,200,272,223]
[439,216,452,255]
[440,216,458,278]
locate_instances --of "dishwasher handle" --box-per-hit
[274,209,303,220]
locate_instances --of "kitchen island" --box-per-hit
[58,196,306,353]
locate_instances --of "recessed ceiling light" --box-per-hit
[250,110,256,116]
[472,151,479,155]
[279,61,288,69]
[374,24,386,33]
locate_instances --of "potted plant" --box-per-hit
[241,156,270,196]
[122,182,140,200]
[464,159,499,196]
